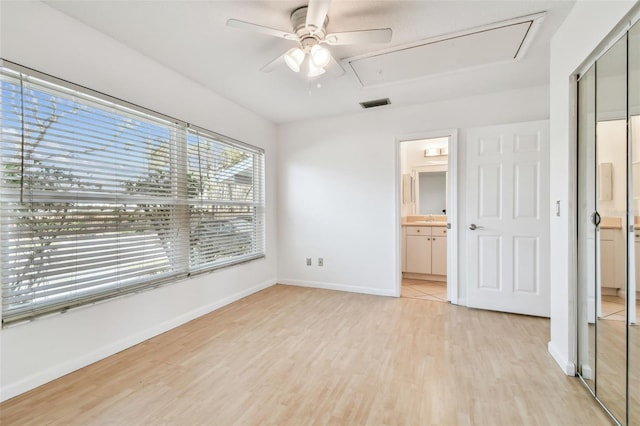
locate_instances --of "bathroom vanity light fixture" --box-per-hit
[424,147,442,157]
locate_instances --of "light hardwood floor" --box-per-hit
[0,285,611,425]
[401,279,447,302]
[600,295,628,321]
[582,294,640,424]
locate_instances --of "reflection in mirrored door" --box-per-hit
[577,64,597,394]
[577,35,629,425]
[628,18,640,425]
[595,35,628,423]
[577,14,640,424]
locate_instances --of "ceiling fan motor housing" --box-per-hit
[226,2,392,76]
[291,6,328,41]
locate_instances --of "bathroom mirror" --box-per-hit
[417,171,447,215]
[595,35,627,422]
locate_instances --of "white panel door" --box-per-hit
[466,121,550,317]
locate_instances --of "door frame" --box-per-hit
[395,129,459,304]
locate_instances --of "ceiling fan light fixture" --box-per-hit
[228,1,391,79]
[284,47,305,72]
[310,44,331,68]
[307,61,326,77]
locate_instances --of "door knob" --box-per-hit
[468,224,483,230]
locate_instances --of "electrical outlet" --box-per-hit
[318,258,324,267]
[306,258,312,266]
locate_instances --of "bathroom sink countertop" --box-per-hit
[600,216,622,230]
[402,221,448,227]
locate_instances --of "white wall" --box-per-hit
[0,1,278,401]
[548,0,637,375]
[276,85,548,300]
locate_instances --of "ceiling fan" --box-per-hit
[227,0,392,78]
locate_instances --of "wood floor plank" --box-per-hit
[0,285,611,425]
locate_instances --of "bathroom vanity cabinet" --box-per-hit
[402,225,447,279]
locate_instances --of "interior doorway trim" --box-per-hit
[395,129,459,304]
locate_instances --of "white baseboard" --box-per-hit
[581,364,593,380]
[279,279,396,297]
[402,272,446,282]
[548,340,576,376]
[1,278,276,402]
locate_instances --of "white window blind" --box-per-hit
[187,129,265,271]
[0,62,265,325]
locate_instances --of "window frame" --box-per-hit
[0,59,266,325]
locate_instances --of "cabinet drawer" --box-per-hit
[405,226,431,236]
[432,227,448,236]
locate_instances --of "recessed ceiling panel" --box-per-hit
[348,21,533,87]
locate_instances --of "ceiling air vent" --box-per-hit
[360,98,391,109]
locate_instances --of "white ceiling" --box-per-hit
[45,0,576,124]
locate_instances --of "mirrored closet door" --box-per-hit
[577,19,640,426]
[628,18,640,426]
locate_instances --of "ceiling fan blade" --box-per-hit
[306,0,331,33]
[325,28,392,45]
[227,19,297,41]
[260,54,285,73]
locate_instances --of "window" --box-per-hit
[0,61,265,325]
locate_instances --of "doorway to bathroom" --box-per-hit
[397,131,458,304]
